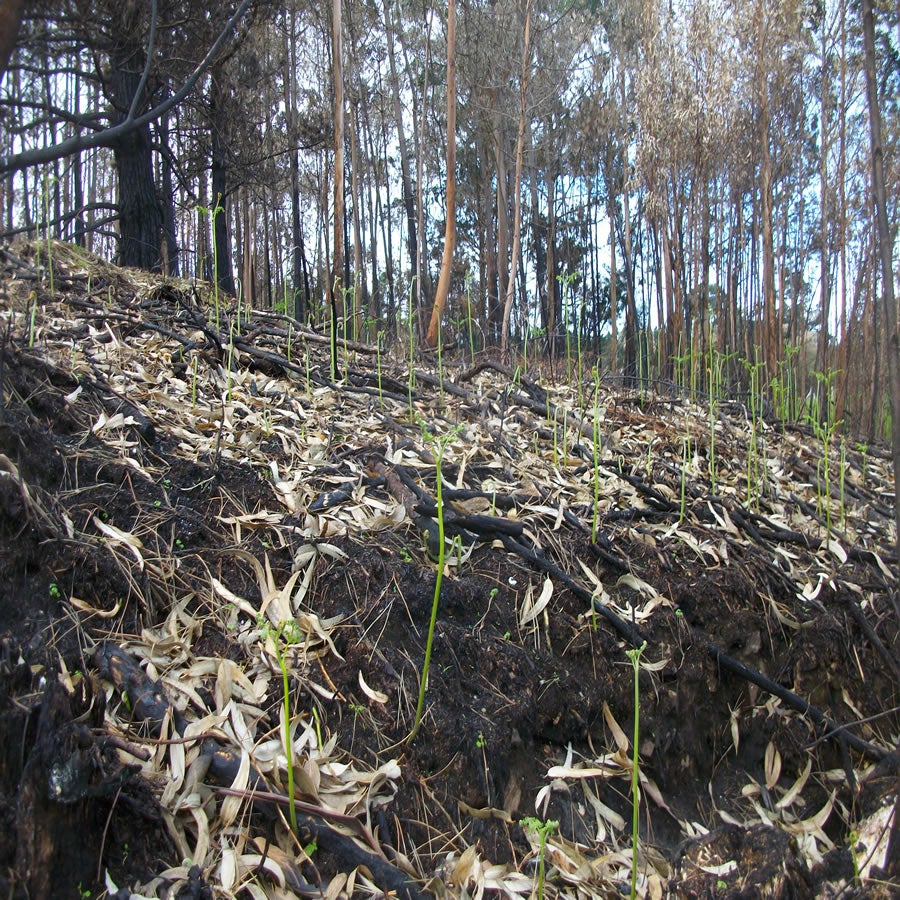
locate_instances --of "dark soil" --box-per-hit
[0,242,897,898]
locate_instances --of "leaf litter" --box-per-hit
[0,241,896,897]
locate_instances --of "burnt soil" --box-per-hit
[0,242,897,899]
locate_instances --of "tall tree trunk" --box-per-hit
[815,12,831,422]
[529,151,547,359]
[545,172,558,361]
[331,0,345,376]
[241,189,255,308]
[621,183,638,382]
[425,0,456,348]
[349,111,364,341]
[607,180,618,376]
[0,0,25,82]
[861,0,900,555]
[757,10,778,384]
[383,0,418,284]
[109,46,162,271]
[492,91,509,344]
[834,0,850,427]
[500,0,532,361]
[480,123,497,344]
[210,76,235,295]
[284,21,307,322]
[157,113,179,276]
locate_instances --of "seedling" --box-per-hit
[190,355,198,407]
[197,196,225,329]
[42,175,56,298]
[437,314,444,402]
[407,424,462,742]
[407,278,417,420]
[465,272,476,363]
[376,328,384,406]
[626,640,648,899]
[743,351,765,509]
[520,816,558,900]
[224,319,236,402]
[259,616,304,836]
[591,367,602,543]
[806,369,843,534]
[28,291,38,347]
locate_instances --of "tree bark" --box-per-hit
[331,0,345,376]
[500,0,532,360]
[757,8,778,383]
[383,0,418,285]
[425,0,457,349]
[861,0,900,553]
[109,49,162,272]
[0,0,25,82]
[815,12,831,422]
[210,75,235,295]
[157,113,179,276]
[607,180,618,376]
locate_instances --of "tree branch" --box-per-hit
[0,0,253,174]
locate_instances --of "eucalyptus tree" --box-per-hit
[861,0,900,550]
[426,0,457,348]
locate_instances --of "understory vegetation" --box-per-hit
[0,245,896,897]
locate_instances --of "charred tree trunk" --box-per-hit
[209,76,235,297]
[157,113,179,277]
[109,50,162,271]
[331,0,345,377]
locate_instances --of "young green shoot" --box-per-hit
[807,369,842,534]
[28,291,37,347]
[190,354,198,408]
[329,280,339,382]
[576,296,585,413]
[592,367,602,543]
[408,424,464,742]
[376,328,384,407]
[626,640,648,900]
[225,319,235,403]
[437,314,444,403]
[520,816,559,900]
[43,174,56,298]
[743,350,765,509]
[260,616,304,837]
[407,278,416,420]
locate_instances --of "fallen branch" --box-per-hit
[496,535,888,762]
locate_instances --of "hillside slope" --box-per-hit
[0,242,897,898]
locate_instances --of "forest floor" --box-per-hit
[0,241,897,899]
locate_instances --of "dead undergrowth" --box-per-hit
[0,240,897,898]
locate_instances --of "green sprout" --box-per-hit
[520,816,559,900]
[259,617,305,836]
[626,640,648,899]
[407,423,462,743]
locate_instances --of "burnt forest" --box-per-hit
[0,0,898,897]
